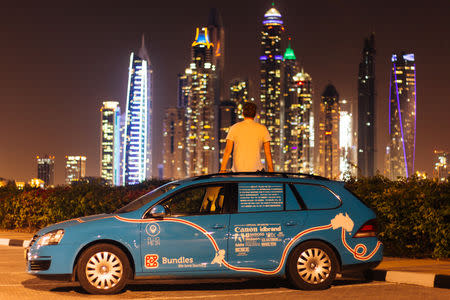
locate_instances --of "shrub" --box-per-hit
[0,176,448,258]
[0,179,167,231]
[345,175,450,258]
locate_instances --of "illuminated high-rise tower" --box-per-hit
[357,34,376,177]
[65,156,86,185]
[208,8,225,103]
[122,35,152,184]
[260,4,284,170]
[433,150,449,182]
[281,41,299,171]
[100,101,121,185]
[317,84,340,179]
[340,99,357,179]
[387,53,416,179]
[208,8,225,169]
[293,70,314,173]
[218,100,236,169]
[177,73,190,108]
[163,107,186,180]
[185,27,216,176]
[229,79,249,121]
[37,155,55,187]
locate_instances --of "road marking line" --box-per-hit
[125,282,398,299]
[128,290,296,299]
[332,281,397,289]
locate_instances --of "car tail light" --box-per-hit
[353,219,378,238]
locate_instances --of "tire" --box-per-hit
[287,241,338,290]
[77,243,131,295]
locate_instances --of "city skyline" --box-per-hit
[0,0,449,184]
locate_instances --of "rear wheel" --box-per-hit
[77,243,130,294]
[287,241,338,290]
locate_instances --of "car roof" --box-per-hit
[175,172,331,186]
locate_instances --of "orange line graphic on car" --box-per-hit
[114,214,381,275]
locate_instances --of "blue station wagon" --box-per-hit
[26,172,383,294]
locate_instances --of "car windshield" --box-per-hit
[115,183,179,214]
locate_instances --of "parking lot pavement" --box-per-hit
[1,246,450,299]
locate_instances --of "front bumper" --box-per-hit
[26,243,78,275]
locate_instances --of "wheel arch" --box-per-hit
[286,239,342,273]
[72,239,136,280]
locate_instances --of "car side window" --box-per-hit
[285,184,302,210]
[238,182,284,212]
[294,184,341,209]
[161,185,227,216]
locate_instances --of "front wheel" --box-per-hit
[77,243,130,294]
[287,241,338,290]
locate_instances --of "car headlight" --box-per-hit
[37,229,65,246]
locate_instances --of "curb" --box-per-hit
[0,238,30,248]
[369,269,450,289]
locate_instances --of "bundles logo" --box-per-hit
[162,257,194,264]
[145,254,159,269]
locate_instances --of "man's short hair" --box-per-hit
[243,102,257,118]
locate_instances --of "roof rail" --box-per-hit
[191,171,329,181]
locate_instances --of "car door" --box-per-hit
[227,182,307,272]
[139,183,233,273]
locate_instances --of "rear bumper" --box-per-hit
[341,261,381,274]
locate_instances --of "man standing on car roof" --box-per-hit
[220,102,274,173]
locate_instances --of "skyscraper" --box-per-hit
[37,155,55,187]
[65,155,86,185]
[207,8,225,104]
[218,100,237,169]
[100,101,121,185]
[177,73,190,108]
[163,107,186,180]
[339,99,357,179]
[293,70,314,173]
[260,4,284,171]
[433,150,449,182]
[317,84,340,179]
[122,36,152,185]
[185,27,217,176]
[387,53,417,179]
[207,9,225,169]
[281,41,299,171]
[357,34,376,178]
[229,79,249,121]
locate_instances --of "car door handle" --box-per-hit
[285,221,298,227]
[211,224,226,229]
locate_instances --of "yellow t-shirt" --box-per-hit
[226,119,271,172]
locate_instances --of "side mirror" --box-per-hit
[150,205,166,218]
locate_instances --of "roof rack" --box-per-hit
[191,171,329,181]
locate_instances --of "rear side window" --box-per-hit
[294,184,341,210]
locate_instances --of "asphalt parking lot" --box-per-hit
[1,246,449,300]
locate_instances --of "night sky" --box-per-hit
[1,0,449,185]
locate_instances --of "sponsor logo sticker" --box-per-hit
[145,223,161,237]
[145,254,159,269]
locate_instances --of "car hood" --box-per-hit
[36,213,113,235]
